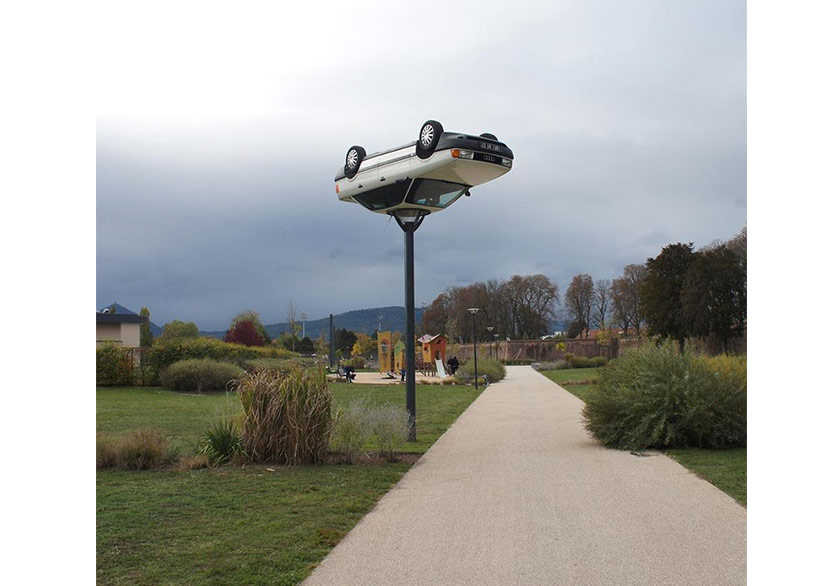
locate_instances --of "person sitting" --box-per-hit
[342,365,357,382]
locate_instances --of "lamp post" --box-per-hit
[468,308,480,389]
[493,332,500,363]
[486,326,494,359]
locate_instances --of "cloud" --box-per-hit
[97,0,746,330]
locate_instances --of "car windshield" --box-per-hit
[405,179,468,209]
[353,181,410,211]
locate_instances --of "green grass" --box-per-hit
[666,448,747,506]
[537,367,746,506]
[97,382,481,585]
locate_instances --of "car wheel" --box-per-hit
[479,133,498,141]
[416,120,443,159]
[344,145,366,179]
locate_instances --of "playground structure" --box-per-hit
[378,331,448,378]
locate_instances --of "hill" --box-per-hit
[200,306,426,340]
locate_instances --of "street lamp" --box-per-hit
[468,308,480,389]
[486,326,494,359]
[334,120,514,441]
[493,332,500,363]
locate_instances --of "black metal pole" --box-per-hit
[329,314,335,369]
[472,315,479,390]
[404,225,417,441]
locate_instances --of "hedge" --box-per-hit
[148,337,297,373]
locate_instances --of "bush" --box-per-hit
[242,358,303,375]
[533,360,570,371]
[347,356,366,369]
[148,337,297,373]
[236,367,333,465]
[96,344,136,386]
[456,358,506,383]
[370,404,410,461]
[97,430,178,470]
[160,359,244,393]
[582,341,746,451]
[331,400,410,462]
[200,417,241,465]
[563,354,607,368]
[331,399,372,462]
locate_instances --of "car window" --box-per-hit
[354,181,410,211]
[406,179,467,209]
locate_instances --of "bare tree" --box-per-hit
[564,274,594,338]
[286,299,300,352]
[611,264,647,335]
[593,279,611,329]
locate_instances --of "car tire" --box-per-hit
[479,133,498,141]
[344,145,366,179]
[416,120,443,159]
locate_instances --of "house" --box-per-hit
[417,333,447,365]
[96,303,148,348]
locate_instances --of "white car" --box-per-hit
[335,120,514,215]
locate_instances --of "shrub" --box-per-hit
[534,360,570,371]
[347,356,366,369]
[370,404,410,461]
[236,367,333,465]
[567,355,608,368]
[331,399,372,462]
[456,358,506,383]
[160,359,244,393]
[96,430,178,470]
[148,337,297,373]
[582,341,746,451]
[200,417,241,465]
[96,344,136,386]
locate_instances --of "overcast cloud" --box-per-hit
[96,0,746,330]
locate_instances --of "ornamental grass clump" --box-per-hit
[235,367,333,465]
[200,417,242,466]
[370,404,410,461]
[160,359,244,393]
[582,341,746,451]
[331,399,372,463]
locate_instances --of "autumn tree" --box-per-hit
[564,274,594,338]
[611,264,647,335]
[641,243,695,349]
[224,319,266,347]
[352,332,377,358]
[334,328,357,357]
[230,310,270,343]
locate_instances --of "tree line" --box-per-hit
[420,227,746,350]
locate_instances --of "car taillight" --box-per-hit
[451,149,474,159]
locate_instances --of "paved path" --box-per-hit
[303,366,746,586]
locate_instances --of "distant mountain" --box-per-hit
[200,306,425,340]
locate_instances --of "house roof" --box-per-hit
[97,313,148,324]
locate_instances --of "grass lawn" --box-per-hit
[97,382,481,585]
[537,367,746,506]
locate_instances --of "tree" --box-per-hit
[611,264,647,335]
[681,244,746,352]
[352,333,376,358]
[593,279,611,329]
[286,300,301,352]
[297,336,315,354]
[139,307,153,348]
[230,310,270,343]
[334,328,357,357]
[641,243,695,349]
[159,320,199,341]
[564,274,594,338]
[224,320,266,346]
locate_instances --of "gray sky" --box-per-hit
[97,0,746,331]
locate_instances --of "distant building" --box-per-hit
[96,303,148,348]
